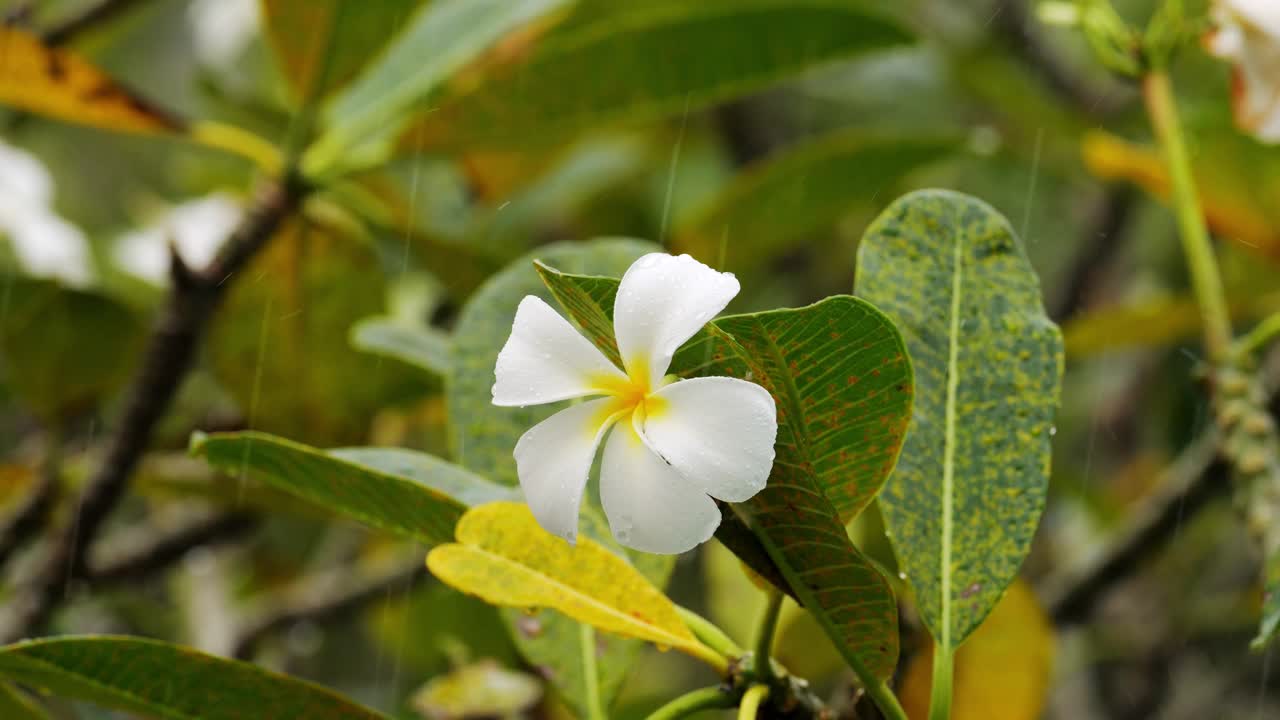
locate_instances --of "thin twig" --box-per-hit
[88,511,257,586]
[0,176,303,643]
[1045,428,1231,624]
[1050,185,1136,322]
[231,556,425,659]
[0,429,62,568]
[1045,353,1280,624]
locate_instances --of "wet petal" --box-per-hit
[599,422,721,554]
[514,397,622,543]
[493,296,627,407]
[613,253,739,387]
[640,377,776,503]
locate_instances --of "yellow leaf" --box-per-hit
[426,502,716,666]
[0,26,182,135]
[1082,130,1280,264]
[900,580,1055,720]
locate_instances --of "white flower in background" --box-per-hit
[114,195,243,285]
[0,139,93,287]
[1206,0,1280,143]
[492,253,778,555]
[187,0,259,71]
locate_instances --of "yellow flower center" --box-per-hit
[589,356,669,428]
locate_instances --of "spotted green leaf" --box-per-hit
[406,0,912,150]
[0,636,390,720]
[675,131,959,272]
[190,430,512,546]
[855,189,1064,651]
[535,263,912,681]
[447,238,657,485]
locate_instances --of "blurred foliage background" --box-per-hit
[0,0,1278,717]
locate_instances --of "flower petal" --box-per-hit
[613,253,739,387]
[514,397,621,543]
[639,377,777,503]
[600,422,721,554]
[493,296,627,407]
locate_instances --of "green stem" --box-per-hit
[1142,71,1233,363]
[753,591,784,684]
[676,606,743,661]
[928,644,955,720]
[580,624,605,720]
[738,685,770,720]
[645,687,736,720]
[1236,311,1280,359]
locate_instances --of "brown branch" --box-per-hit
[1045,428,1230,624]
[88,510,257,586]
[0,175,304,643]
[1046,357,1280,625]
[231,557,425,660]
[1050,185,1137,323]
[0,431,62,568]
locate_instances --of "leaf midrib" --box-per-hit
[442,544,698,650]
[939,234,964,652]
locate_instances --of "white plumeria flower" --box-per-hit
[1206,0,1280,143]
[492,253,778,555]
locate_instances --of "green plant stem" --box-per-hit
[753,591,783,684]
[928,645,954,720]
[645,687,736,720]
[580,624,606,720]
[1142,71,1233,362]
[1237,311,1280,359]
[676,606,743,661]
[738,684,770,720]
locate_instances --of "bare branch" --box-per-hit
[0,431,62,568]
[232,557,426,660]
[0,175,304,643]
[1045,429,1230,624]
[88,511,257,586]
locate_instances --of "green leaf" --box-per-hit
[447,238,657,485]
[406,0,911,150]
[261,0,424,103]
[350,316,453,377]
[533,263,911,679]
[681,305,905,681]
[190,430,513,546]
[0,683,47,720]
[310,0,577,172]
[209,219,427,445]
[0,636,390,720]
[855,189,1064,650]
[675,132,959,272]
[0,276,145,421]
